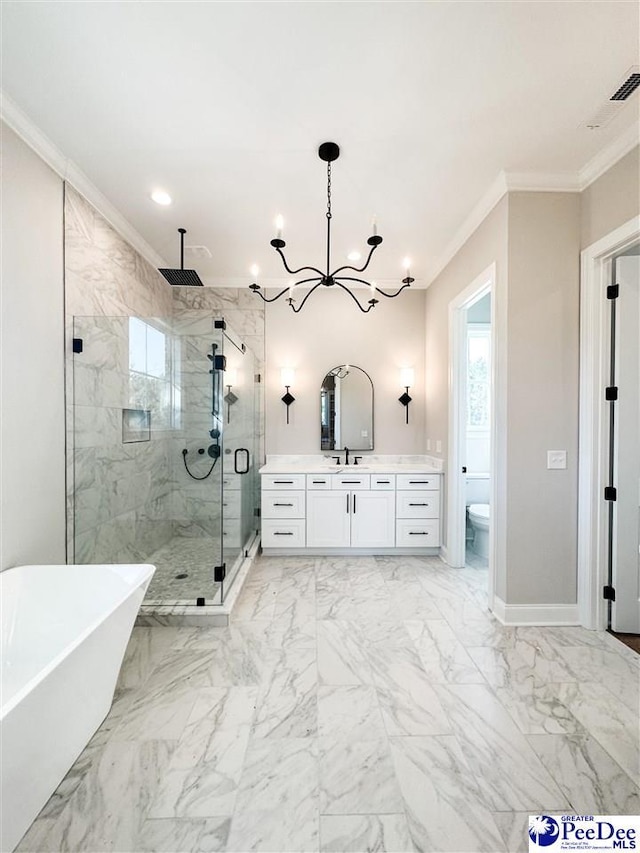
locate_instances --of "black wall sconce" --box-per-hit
[398,368,414,424]
[281,368,296,424]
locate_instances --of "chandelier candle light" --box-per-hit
[249,142,414,313]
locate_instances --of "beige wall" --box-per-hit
[1,123,66,570]
[265,289,426,456]
[506,192,581,604]
[581,146,640,249]
[425,197,509,595]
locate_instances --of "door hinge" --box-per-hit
[196,596,205,607]
[214,354,226,371]
[214,563,226,582]
[72,337,83,354]
[604,486,617,501]
[603,585,616,601]
[605,386,618,401]
[214,319,226,330]
[255,373,261,383]
[254,507,261,517]
[607,284,619,300]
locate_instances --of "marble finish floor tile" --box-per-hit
[527,733,640,814]
[319,814,413,852]
[319,737,404,815]
[390,736,507,852]
[19,555,640,853]
[434,683,569,811]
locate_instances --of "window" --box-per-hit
[467,325,491,430]
[128,317,180,430]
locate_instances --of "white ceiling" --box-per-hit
[2,1,639,287]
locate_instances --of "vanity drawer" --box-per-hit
[222,489,241,517]
[331,474,371,490]
[396,474,440,491]
[396,491,440,518]
[396,519,440,547]
[262,519,306,548]
[262,474,306,490]
[262,490,305,518]
[307,475,332,490]
[371,475,395,490]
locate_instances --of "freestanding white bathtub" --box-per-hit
[0,563,154,852]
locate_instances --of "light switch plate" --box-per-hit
[547,450,567,470]
[436,440,442,453]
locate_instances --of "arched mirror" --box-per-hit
[320,365,373,451]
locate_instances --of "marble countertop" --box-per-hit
[259,462,443,475]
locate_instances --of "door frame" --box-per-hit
[578,215,640,629]
[447,263,497,607]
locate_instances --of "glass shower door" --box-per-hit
[219,321,259,597]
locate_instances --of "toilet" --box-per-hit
[466,473,490,559]
[468,503,490,558]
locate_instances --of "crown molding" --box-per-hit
[425,171,508,286]
[578,122,639,190]
[504,171,581,192]
[0,90,167,269]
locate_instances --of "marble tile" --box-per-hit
[434,684,569,811]
[491,812,530,853]
[368,643,452,736]
[493,681,583,735]
[234,737,319,815]
[319,814,413,853]
[553,644,640,714]
[20,740,174,852]
[319,737,404,815]
[389,736,507,852]
[226,803,320,853]
[252,647,318,739]
[527,733,640,814]
[117,626,180,689]
[317,620,374,686]
[554,681,640,786]
[318,686,386,739]
[136,817,230,852]
[405,619,485,684]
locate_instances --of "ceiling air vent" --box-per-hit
[186,245,212,259]
[582,65,640,129]
[610,71,640,101]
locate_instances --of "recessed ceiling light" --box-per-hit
[347,251,361,261]
[151,189,172,206]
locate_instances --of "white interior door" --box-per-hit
[611,251,640,633]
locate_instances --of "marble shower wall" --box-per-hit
[65,187,176,563]
[65,186,265,566]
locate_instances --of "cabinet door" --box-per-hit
[350,490,395,548]
[307,490,351,548]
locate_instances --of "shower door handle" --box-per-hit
[234,448,250,474]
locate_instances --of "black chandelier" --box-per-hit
[249,142,414,313]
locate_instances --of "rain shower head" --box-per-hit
[159,228,204,286]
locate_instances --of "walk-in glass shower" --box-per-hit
[71,315,258,605]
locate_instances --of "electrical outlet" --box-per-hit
[547,450,567,470]
[436,440,442,453]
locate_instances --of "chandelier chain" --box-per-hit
[326,162,332,220]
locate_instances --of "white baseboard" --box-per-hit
[492,596,580,626]
[439,546,450,565]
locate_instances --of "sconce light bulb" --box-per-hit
[400,367,415,388]
[372,215,378,236]
[403,257,411,271]
[250,264,259,279]
[281,367,295,387]
[275,215,284,238]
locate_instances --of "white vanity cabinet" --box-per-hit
[306,486,395,548]
[260,466,442,555]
